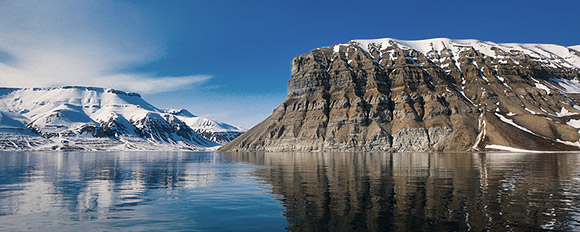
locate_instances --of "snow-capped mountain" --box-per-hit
[164,108,245,144]
[222,38,580,152]
[0,86,244,151]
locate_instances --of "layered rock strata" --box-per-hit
[222,38,580,152]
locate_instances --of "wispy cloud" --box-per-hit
[0,0,209,94]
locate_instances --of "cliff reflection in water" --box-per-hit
[228,152,580,231]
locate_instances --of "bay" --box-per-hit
[0,152,579,231]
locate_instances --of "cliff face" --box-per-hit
[222,38,580,152]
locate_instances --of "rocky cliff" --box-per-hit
[221,38,580,152]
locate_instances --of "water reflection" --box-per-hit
[0,152,287,231]
[1,152,580,231]
[2,153,188,216]
[228,152,580,231]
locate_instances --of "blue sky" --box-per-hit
[0,0,578,128]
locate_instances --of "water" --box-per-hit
[0,152,287,231]
[1,152,580,231]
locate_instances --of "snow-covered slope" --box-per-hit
[165,109,245,144]
[0,86,244,151]
[350,38,580,70]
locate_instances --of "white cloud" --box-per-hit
[95,74,212,94]
[0,0,209,94]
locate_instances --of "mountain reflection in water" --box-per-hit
[0,152,579,231]
[0,152,287,231]
[228,152,580,231]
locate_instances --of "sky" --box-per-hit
[0,0,578,128]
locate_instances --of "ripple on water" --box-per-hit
[0,151,579,231]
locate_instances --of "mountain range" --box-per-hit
[0,86,244,151]
[221,38,580,152]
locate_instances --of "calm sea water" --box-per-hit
[0,152,580,231]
